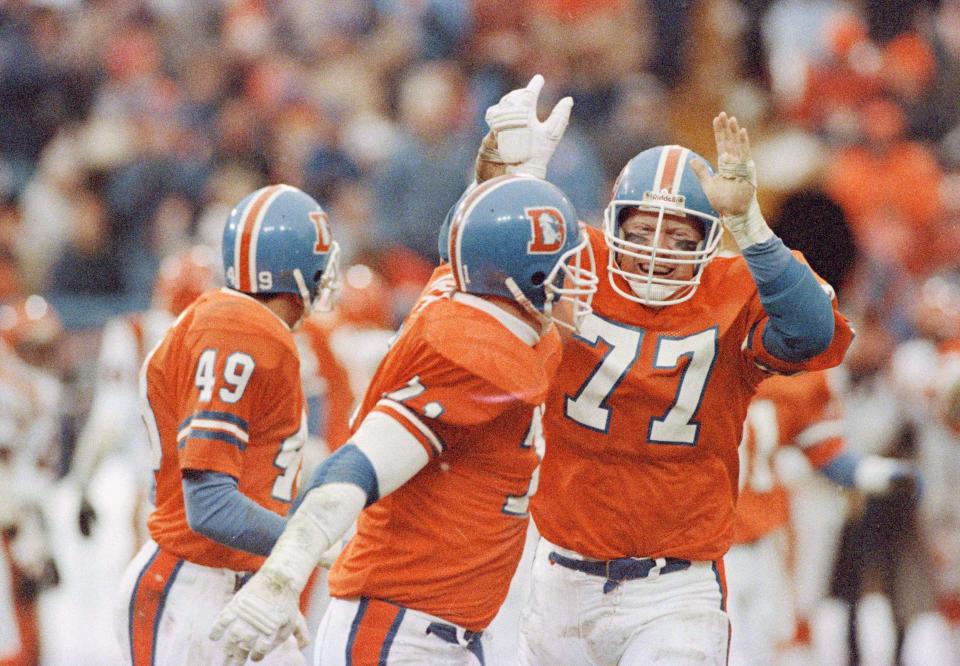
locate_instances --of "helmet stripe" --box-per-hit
[232,196,257,290]
[236,185,284,292]
[670,148,690,193]
[656,146,685,193]
[246,186,290,292]
[448,178,517,291]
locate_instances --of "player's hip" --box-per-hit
[115,540,289,666]
[520,536,729,665]
[329,545,518,630]
[528,535,728,611]
[147,520,265,572]
[533,509,732,564]
[315,596,488,665]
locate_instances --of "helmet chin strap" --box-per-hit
[505,277,551,334]
[291,268,313,328]
[626,278,674,307]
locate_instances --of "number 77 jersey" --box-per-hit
[532,226,854,562]
[141,288,307,572]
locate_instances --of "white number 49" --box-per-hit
[195,349,255,403]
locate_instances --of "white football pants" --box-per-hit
[114,539,305,665]
[314,596,490,665]
[519,536,729,666]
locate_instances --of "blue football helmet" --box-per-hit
[222,184,340,313]
[604,145,723,306]
[446,175,597,332]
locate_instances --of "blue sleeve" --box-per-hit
[742,237,834,362]
[818,451,861,488]
[182,471,285,557]
[291,444,380,514]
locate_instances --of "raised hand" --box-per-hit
[691,112,757,218]
[691,112,773,247]
[484,74,573,179]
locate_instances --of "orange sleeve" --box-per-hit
[774,372,848,468]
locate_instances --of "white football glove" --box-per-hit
[209,567,308,664]
[484,74,573,179]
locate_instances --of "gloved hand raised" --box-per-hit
[484,74,573,179]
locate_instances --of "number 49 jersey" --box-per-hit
[142,288,306,572]
[533,226,854,562]
[328,270,562,631]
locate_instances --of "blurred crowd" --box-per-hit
[1,0,960,663]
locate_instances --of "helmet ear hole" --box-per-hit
[313,269,324,284]
[531,271,546,286]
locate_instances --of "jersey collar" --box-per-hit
[221,287,292,330]
[452,292,539,346]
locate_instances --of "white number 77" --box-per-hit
[564,315,718,446]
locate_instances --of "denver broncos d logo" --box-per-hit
[526,207,566,254]
[309,211,332,254]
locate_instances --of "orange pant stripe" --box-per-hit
[129,547,182,666]
[347,598,406,665]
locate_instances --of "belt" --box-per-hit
[548,551,691,594]
[425,622,484,664]
[353,597,485,664]
[234,572,253,592]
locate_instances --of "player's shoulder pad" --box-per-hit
[698,254,758,304]
[415,297,555,406]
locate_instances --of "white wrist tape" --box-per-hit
[505,160,546,180]
[854,455,900,495]
[716,156,772,248]
[260,483,365,590]
[722,198,774,248]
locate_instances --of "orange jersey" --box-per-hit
[733,372,845,544]
[143,289,306,572]
[532,226,854,561]
[328,274,562,631]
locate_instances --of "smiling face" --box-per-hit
[617,208,705,283]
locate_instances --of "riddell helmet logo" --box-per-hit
[643,190,686,208]
[526,207,566,254]
[643,189,686,207]
[309,211,332,253]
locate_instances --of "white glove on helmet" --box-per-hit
[484,74,573,179]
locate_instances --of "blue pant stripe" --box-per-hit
[345,598,369,666]
[712,561,726,611]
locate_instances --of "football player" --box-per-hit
[0,300,63,666]
[728,370,919,665]
[455,75,855,665]
[113,184,339,666]
[210,175,598,664]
